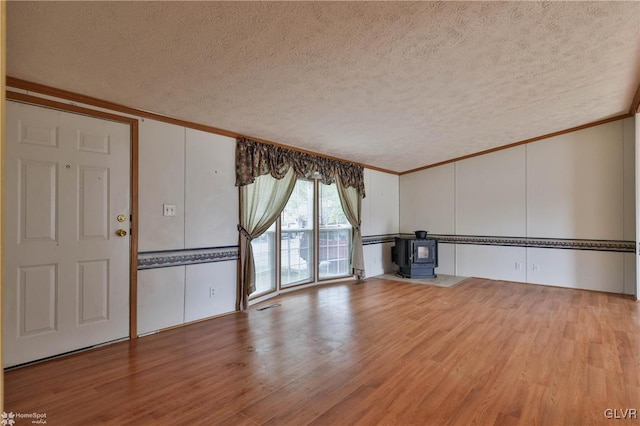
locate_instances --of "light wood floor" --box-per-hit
[4,277,640,425]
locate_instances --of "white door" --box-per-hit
[4,101,131,367]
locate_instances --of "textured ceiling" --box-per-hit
[6,1,640,173]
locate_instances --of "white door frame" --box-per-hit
[6,91,140,339]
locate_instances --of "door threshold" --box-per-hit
[4,336,129,371]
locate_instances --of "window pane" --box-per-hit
[251,222,276,295]
[281,179,314,286]
[319,183,352,279]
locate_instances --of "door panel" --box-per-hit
[4,101,131,367]
[19,118,59,148]
[78,259,109,324]
[19,159,57,242]
[77,131,110,154]
[78,166,109,239]
[18,264,57,336]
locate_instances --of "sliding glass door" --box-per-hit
[281,179,314,287]
[252,222,276,295]
[319,183,352,279]
[251,178,352,299]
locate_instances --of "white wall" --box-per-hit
[139,120,186,251]
[457,147,526,237]
[185,129,238,248]
[526,248,624,293]
[184,262,238,322]
[362,169,400,277]
[361,168,400,237]
[137,121,238,334]
[456,246,526,282]
[400,164,456,275]
[400,164,455,234]
[400,118,636,295]
[623,117,636,296]
[454,147,527,281]
[138,266,186,335]
[527,123,623,240]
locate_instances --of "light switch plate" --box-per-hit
[163,204,176,217]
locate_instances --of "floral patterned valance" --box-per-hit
[235,138,365,197]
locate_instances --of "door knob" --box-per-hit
[115,229,128,237]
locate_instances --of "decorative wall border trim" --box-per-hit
[139,234,634,270]
[138,246,239,270]
[430,234,635,253]
[364,233,635,253]
[362,234,397,245]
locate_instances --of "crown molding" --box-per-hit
[5,76,399,176]
[400,113,632,175]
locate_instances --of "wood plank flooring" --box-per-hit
[4,277,640,425]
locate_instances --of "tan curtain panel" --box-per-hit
[335,177,365,279]
[237,168,297,310]
[236,137,365,197]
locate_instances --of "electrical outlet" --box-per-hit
[163,204,176,217]
[209,287,215,298]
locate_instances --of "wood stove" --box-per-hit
[392,236,438,278]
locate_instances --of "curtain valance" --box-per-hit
[235,137,365,198]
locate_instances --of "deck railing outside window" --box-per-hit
[318,226,351,278]
[254,227,352,293]
[252,229,275,295]
[281,228,313,286]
